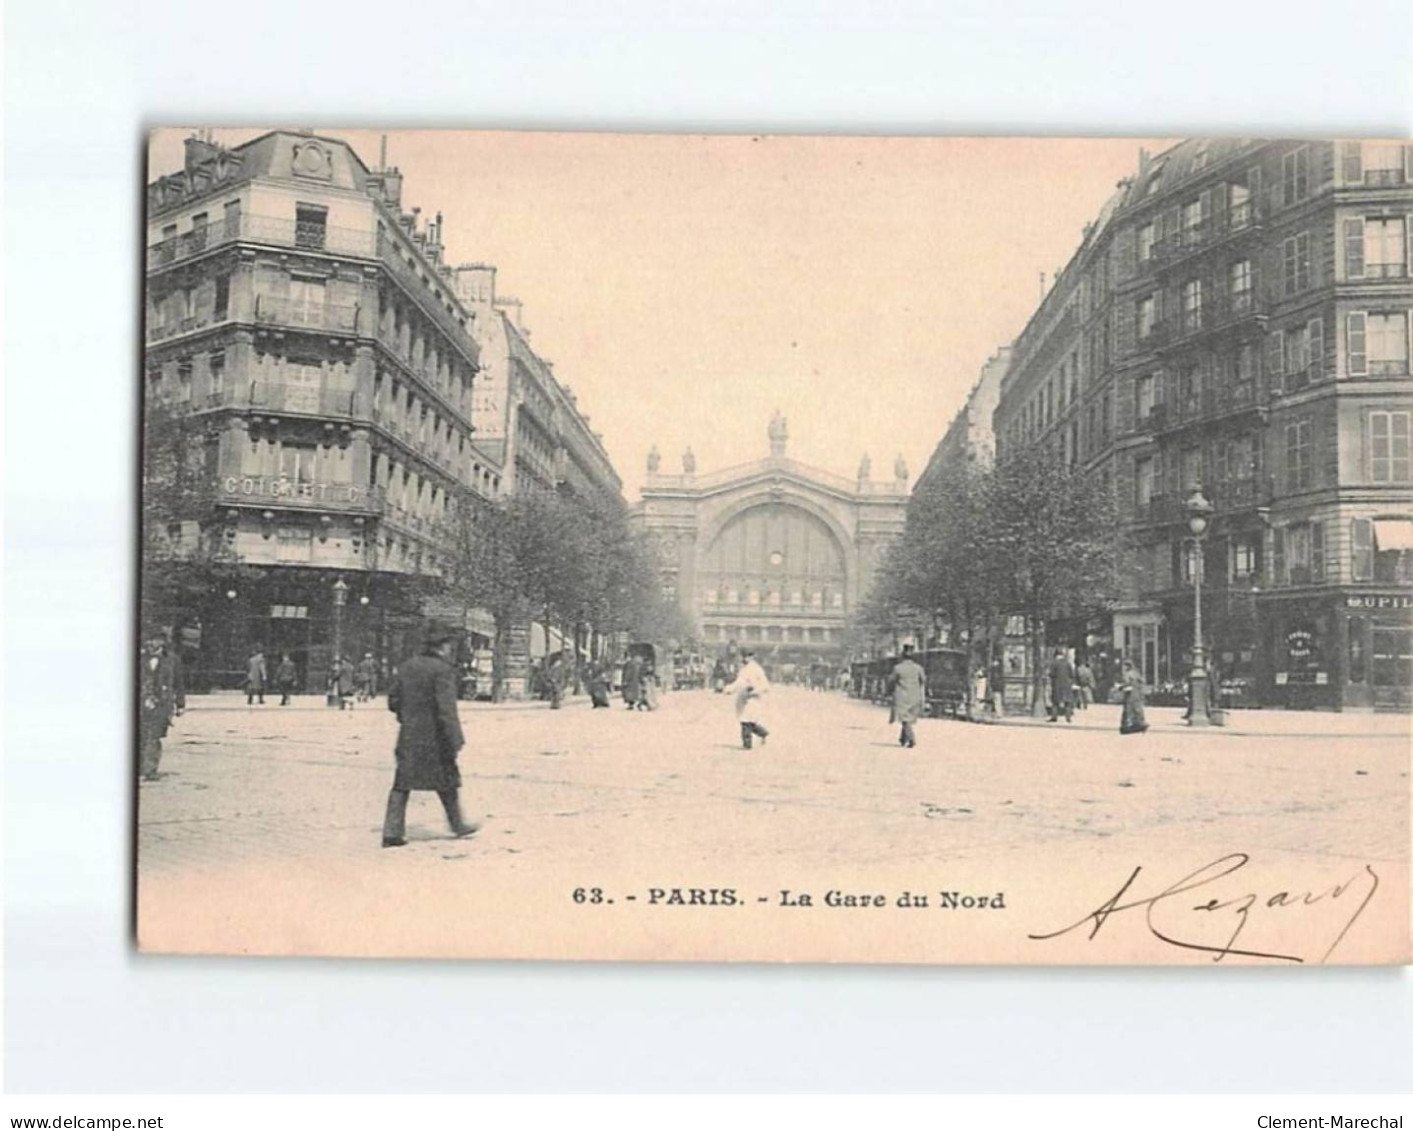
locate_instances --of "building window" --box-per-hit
[279,442,318,484]
[1135,455,1155,508]
[1178,365,1201,415]
[176,359,192,403]
[1228,260,1253,312]
[1282,232,1312,295]
[223,199,241,238]
[1181,197,1208,246]
[1285,522,1315,585]
[1181,446,1202,491]
[1230,537,1258,581]
[1369,411,1412,483]
[1229,181,1253,228]
[1366,313,1411,377]
[1192,143,1210,172]
[1363,142,1409,187]
[1282,147,1310,206]
[1346,217,1409,280]
[214,274,230,320]
[294,204,328,250]
[1352,518,1375,580]
[1138,294,1157,340]
[1138,222,1156,263]
[1136,373,1156,421]
[1282,318,1324,390]
[1145,163,1165,197]
[1285,420,1313,491]
[1182,279,1204,331]
[208,351,225,403]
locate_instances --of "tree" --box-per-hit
[986,445,1120,713]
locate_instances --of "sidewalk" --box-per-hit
[183,691,593,712]
[971,701,1411,739]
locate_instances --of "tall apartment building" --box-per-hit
[994,139,1412,710]
[452,262,626,692]
[917,346,1013,491]
[144,131,502,690]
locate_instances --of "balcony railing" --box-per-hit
[253,294,361,333]
[1364,168,1408,188]
[1209,474,1274,512]
[1149,201,1265,271]
[373,229,476,362]
[214,474,385,514]
[148,214,377,271]
[1154,295,1267,352]
[205,380,360,418]
[146,310,231,343]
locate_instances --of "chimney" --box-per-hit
[378,134,388,171]
[496,296,524,330]
[452,263,497,310]
[184,133,222,172]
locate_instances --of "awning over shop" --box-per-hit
[1373,518,1413,551]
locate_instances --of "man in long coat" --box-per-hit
[139,630,183,781]
[245,647,268,705]
[889,645,927,748]
[1048,647,1075,723]
[621,654,642,710]
[381,624,479,847]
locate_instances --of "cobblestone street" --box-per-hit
[137,688,1410,964]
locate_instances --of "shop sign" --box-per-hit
[222,475,364,505]
[1345,594,1413,610]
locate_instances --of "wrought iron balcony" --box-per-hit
[1149,201,1265,273]
[253,295,361,334]
[205,380,361,418]
[148,214,377,270]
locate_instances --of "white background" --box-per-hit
[5,0,1412,1094]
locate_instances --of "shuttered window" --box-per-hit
[1352,518,1374,580]
[1370,411,1412,483]
[1344,217,1366,278]
[1347,312,1368,376]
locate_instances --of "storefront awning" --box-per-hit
[1373,519,1413,552]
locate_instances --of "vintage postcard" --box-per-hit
[137,129,1412,964]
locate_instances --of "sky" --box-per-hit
[148,129,1172,500]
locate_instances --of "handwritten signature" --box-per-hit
[1028,853,1380,963]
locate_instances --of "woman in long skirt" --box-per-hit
[1119,661,1149,735]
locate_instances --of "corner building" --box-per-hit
[995,139,1413,710]
[145,132,502,690]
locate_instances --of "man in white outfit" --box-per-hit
[724,649,771,750]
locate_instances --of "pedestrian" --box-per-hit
[357,652,377,702]
[381,622,479,848]
[724,649,770,749]
[1119,660,1149,735]
[547,654,566,709]
[245,646,268,705]
[888,644,927,748]
[338,654,357,709]
[1075,659,1095,710]
[1047,647,1075,723]
[621,654,642,710]
[139,629,183,782]
[588,661,611,708]
[275,652,298,706]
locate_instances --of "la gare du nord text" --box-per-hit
[621,888,1008,909]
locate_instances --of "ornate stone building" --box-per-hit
[144,131,502,690]
[993,138,1413,710]
[633,414,909,664]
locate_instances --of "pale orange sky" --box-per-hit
[148,129,1172,499]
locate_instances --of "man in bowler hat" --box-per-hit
[381,622,479,847]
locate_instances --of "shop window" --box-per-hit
[1371,627,1413,689]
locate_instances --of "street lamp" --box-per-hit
[1185,487,1215,727]
[330,577,349,705]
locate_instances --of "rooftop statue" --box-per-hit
[894,454,909,481]
[768,410,788,456]
[858,453,872,481]
[646,444,661,473]
[682,446,696,474]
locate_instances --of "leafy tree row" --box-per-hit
[857,444,1120,712]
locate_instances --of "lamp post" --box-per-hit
[1185,487,1215,727]
[330,577,349,705]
